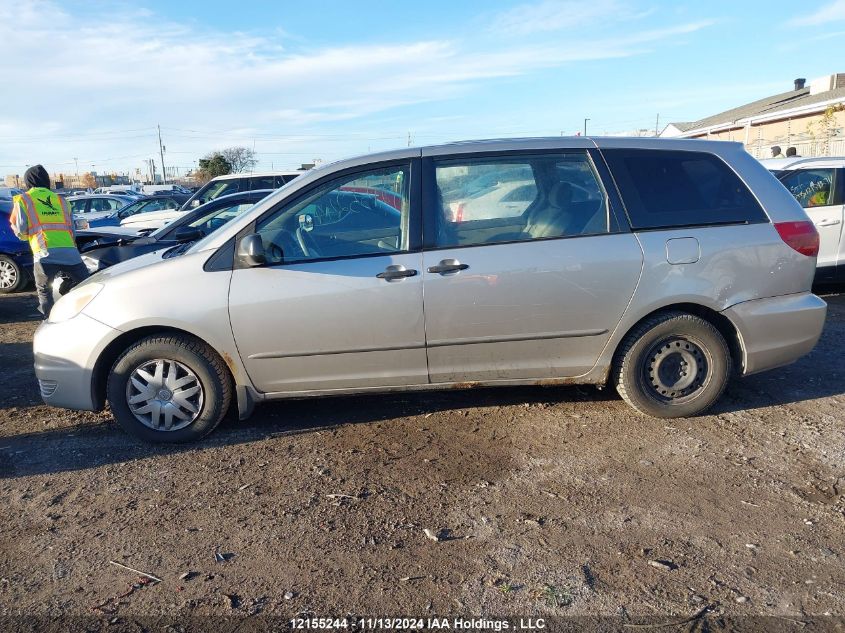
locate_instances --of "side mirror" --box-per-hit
[236,233,267,267]
[173,226,204,242]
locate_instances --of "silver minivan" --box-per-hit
[34,138,827,443]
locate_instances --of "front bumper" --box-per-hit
[724,292,827,375]
[33,313,119,411]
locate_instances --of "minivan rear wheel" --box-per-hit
[613,312,731,418]
[107,334,232,443]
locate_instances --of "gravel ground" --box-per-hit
[1,289,844,630]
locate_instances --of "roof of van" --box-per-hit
[312,137,748,173]
[211,170,306,181]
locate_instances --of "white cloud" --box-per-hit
[788,0,845,26]
[0,0,711,174]
[489,0,651,36]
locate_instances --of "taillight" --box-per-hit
[775,221,819,257]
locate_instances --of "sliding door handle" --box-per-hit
[427,259,469,274]
[377,265,418,281]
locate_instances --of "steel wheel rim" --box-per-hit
[126,359,204,431]
[642,336,709,403]
[0,260,17,289]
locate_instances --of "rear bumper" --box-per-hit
[33,313,119,411]
[724,292,827,375]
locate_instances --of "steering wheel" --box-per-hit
[296,226,322,258]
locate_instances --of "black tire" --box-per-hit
[613,311,732,418]
[107,334,232,443]
[0,255,25,294]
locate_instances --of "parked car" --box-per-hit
[86,194,190,228]
[94,187,143,197]
[35,138,826,443]
[67,194,135,225]
[118,206,190,232]
[141,184,192,195]
[182,171,304,209]
[79,190,273,272]
[0,197,32,293]
[0,187,23,200]
[770,157,844,283]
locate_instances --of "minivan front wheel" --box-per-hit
[107,334,232,442]
[613,312,731,418]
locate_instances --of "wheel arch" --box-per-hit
[610,302,744,376]
[91,326,240,411]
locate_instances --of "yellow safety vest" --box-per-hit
[12,188,75,257]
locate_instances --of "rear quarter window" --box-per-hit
[602,149,767,229]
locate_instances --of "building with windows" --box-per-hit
[662,74,845,159]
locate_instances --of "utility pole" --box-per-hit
[655,113,660,137]
[407,131,412,147]
[157,124,167,184]
[584,118,590,137]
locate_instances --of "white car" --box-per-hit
[67,194,135,224]
[770,157,844,282]
[120,207,190,231]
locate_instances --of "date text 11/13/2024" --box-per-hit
[289,617,547,630]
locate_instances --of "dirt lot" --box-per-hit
[1,289,844,630]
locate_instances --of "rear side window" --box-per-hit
[69,199,88,214]
[430,152,610,248]
[603,149,767,229]
[249,176,276,190]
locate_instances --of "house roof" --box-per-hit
[668,84,845,135]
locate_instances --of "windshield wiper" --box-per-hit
[162,241,196,259]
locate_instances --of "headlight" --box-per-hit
[81,255,102,273]
[48,283,103,323]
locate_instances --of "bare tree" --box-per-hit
[220,146,258,173]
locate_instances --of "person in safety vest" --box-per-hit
[10,165,89,316]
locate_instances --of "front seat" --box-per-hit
[525,181,572,238]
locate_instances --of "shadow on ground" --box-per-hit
[0,383,611,479]
[0,291,40,324]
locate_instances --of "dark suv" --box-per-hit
[182,171,304,210]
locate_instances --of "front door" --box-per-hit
[421,151,643,383]
[228,161,427,393]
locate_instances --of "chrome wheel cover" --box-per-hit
[0,259,17,289]
[126,359,204,431]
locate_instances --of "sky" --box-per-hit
[0,0,843,179]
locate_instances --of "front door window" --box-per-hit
[255,165,410,265]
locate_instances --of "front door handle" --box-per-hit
[816,219,841,227]
[427,259,469,274]
[376,264,418,281]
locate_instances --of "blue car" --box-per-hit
[0,197,33,293]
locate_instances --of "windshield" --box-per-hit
[118,197,180,217]
[183,179,241,209]
[152,200,256,240]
